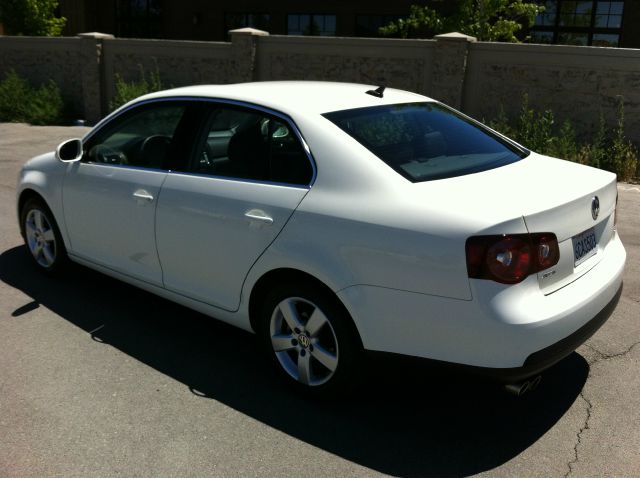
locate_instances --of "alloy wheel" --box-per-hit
[269,297,339,386]
[25,208,57,268]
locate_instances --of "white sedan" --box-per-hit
[17,82,625,395]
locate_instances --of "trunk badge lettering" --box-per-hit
[541,270,556,279]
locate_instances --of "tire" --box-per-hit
[259,282,362,397]
[20,197,68,274]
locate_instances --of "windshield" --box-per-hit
[323,102,528,182]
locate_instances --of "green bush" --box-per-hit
[487,95,638,182]
[608,101,638,181]
[0,0,66,36]
[0,70,65,125]
[110,65,163,112]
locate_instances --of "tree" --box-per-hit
[380,0,544,43]
[0,0,66,36]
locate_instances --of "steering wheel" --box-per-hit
[91,144,128,165]
[138,135,172,168]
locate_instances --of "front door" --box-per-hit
[63,101,191,285]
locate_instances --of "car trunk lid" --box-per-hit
[406,153,618,294]
[520,158,617,294]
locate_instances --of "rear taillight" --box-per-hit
[485,236,531,283]
[536,234,560,270]
[466,233,559,284]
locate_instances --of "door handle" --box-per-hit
[244,209,273,225]
[133,189,154,202]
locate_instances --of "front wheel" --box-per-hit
[259,283,361,396]
[20,198,68,273]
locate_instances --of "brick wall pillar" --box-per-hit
[78,32,114,124]
[431,32,476,109]
[228,27,269,83]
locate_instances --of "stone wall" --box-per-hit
[102,38,233,113]
[464,41,640,142]
[256,36,435,96]
[1,30,640,144]
[0,36,89,119]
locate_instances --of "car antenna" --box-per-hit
[366,86,386,98]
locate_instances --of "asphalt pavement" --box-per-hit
[0,123,638,477]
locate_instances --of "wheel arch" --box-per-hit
[247,267,364,349]
[17,169,71,251]
[17,188,49,237]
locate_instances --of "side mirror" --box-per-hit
[55,138,83,162]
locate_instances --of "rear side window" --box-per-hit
[190,105,313,186]
[323,102,528,182]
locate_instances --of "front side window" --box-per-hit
[84,102,186,169]
[190,105,313,186]
[324,103,528,183]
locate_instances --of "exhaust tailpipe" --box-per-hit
[504,375,542,397]
[528,375,542,391]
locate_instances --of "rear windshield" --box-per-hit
[323,102,528,182]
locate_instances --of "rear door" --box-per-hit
[155,102,314,311]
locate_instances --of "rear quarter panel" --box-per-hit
[243,112,530,303]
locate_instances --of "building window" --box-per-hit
[595,1,624,28]
[117,0,163,38]
[287,14,337,36]
[225,13,270,33]
[530,30,555,43]
[535,1,558,26]
[558,31,590,45]
[531,0,625,47]
[355,15,401,37]
[559,1,594,27]
[592,32,620,46]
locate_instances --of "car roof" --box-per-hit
[140,81,433,116]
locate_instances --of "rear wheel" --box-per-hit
[259,282,361,396]
[20,198,68,273]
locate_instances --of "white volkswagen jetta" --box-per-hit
[17,82,625,395]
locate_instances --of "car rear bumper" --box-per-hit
[476,281,621,381]
[338,231,626,372]
[518,282,621,373]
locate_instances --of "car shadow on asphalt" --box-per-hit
[0,246,589,477]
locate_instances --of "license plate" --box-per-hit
[572,228,598,267]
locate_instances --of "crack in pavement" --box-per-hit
[585,340,640,364]
[565,341,640,476]
[565,391,593,478]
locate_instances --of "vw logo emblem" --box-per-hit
[591,196,600,220]
[298,334,311,348]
